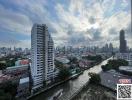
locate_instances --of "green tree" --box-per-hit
[59,68,70,80]
[0,89,12,100]
[0,63,6,70]
[0,81,17,99]
[88,72,101,84]
[6,59,16,67]
[69,57,78,64]
[82,55,102,63]
[101,64,111,71]
[54,60,64,69]
[101,59,128,71]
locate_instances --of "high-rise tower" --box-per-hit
[109,43,113,52]
[31,24,54,90]
[119,30,127,53]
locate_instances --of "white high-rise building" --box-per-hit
[31,24,55,90]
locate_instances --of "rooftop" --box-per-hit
[19,77,29,84]
[6,64,28,70]
[119,66,132,72]
[56,57,70,64]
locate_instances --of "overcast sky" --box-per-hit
[0,0,131,48]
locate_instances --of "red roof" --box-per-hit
[20,60,29,65]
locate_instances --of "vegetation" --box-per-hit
[88,72,101,84]
[55,57,81,80]
[101,59,128,71]
[72,84,116,100]
[0,59,17,70]
[54,60,64,69]
[0,62,7,70]
[0,81,18,100]
[76,67,81,73]
[68,57,78,64]
[83,55,102,63]
[0,89,12,100]
[59,68,71,80]
[0,55,22,70]
[0,55,21,61]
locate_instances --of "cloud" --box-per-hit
[52,0,131,47]
[0,33,20,47]
[0,0,131,48]
[0,4,32,35]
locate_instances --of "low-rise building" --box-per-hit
[16,77,30,98]
[97,53,112,59]
[116,53,132,66]
[3,65,29,78]
[119,66,132,75]
[15,59,29,66]
[100,69,132,90]
[0,74,12,84]
[55,57,70,64]
[79,59,94,68]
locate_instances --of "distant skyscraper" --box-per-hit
[119,30,127,53]
[31,24,55,90]
[104,43,109,52]
[109,43,113,52]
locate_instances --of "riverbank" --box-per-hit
[71,83,116,100]
[27,61,102,100]
[27,72,82,100]
[27,77,70,100]
[28,58,111,100]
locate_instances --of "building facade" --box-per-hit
[116,53,132,66]
[31,24,55,90]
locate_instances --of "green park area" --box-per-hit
[0,55,22,70]
[101,59,128,71]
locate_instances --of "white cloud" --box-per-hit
[53,0,131,47]
[0,0,131,48]
[0,4,32,35]
[101,12,131,38]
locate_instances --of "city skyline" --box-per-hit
[0,0,131,48]
[0,1,132,100]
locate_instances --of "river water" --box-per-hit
[30,58,111,100]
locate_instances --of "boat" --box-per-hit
[52,89,63,100]
[71,73,79,79]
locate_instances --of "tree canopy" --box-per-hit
[82,55,102,62]
[0,89,12,100]
[59,68,70,80]
[101,59,128,71]
[54,60,64,69]
[88,72,101,84]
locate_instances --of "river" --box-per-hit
[30,58,111,100]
